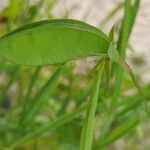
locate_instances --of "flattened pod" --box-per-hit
[0,19,110,66]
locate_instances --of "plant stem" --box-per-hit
[111,0,140,108]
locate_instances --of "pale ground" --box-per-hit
[0,0,150,149]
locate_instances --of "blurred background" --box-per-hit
[0,0,150,150]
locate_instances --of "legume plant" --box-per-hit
[0,0,149,149]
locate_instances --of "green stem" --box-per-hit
[117,59,149,115]
[111,0,140,108]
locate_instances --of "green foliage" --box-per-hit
[95,118,139,149]
[111,0,140,108]
[0,0,149,150]
[0,19,110,66]
[10,105,87,148]
[21,65,64,125]
[80,60,104,150]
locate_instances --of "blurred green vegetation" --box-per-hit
[0,0,150,150]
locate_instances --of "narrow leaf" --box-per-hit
[22,65,63,125]
[9,105,87,148]
[95,118,139,149]
[80,60,104,150]
[21,67,41,122]
[111,0,140,107]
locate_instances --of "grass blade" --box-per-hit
[0,66,19,105]
[21,65,64,125]
[111,0,140,108]
[9,105,87,148]
[95,118,139,149]
[79,60,104,150]
[25,67,41,101]
[21,67,41,122]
